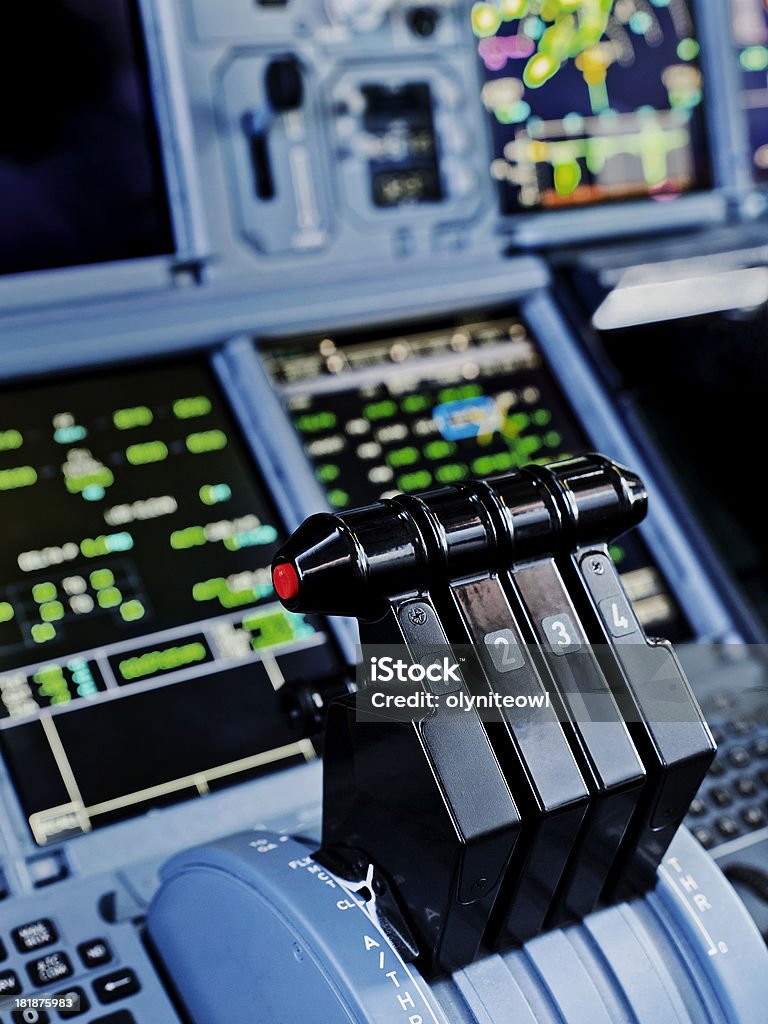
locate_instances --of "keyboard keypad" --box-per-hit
[57,984,90,1018]
[0,910,150,1024]
[0,968,21,996]
[11,1010,49,1023]
[26,950,73,988]
[11,921,57,955]
[93,968,140,1005]
[687,720,768,848]
[76,939,112,971]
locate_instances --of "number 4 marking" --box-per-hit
[611,602,629,631]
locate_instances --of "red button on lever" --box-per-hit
[273,562,300,601]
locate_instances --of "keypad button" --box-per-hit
[0,938,7,962]
[735,777,758,798]
[12,920,57,954]
[742,806,766,829]
[0,969,21,996]
[729,720,755,736]
[91,1012,137,1024]
[688,797,706,817]
[93,968,140,1005]
[692,826,714,849]
[77,939,112,970]
[708,758,726,777]
[728,747,751,769]
[56,984,89,1018]
[11,1010,49,1023]
[759,768,768,787]
[715,816,741,839]
[709,786,732,807]
[710,727,725,744]
[26,950,73,988]
[752,736,768,758]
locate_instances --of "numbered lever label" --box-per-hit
[483,629,525,673]
[597,594,637,638]
[541,614,582,656]
[580,552,640,641]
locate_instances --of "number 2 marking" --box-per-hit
[494,635,516,665]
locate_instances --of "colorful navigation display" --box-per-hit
[471,0,710,211]
[731,0,768,182]
[263,317,689,639]
[0,360,338,843]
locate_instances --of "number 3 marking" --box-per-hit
[551,620,572,646]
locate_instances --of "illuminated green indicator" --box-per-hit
[81,532,134,558]
[40,601,65,623]
[54,425,87,444]
[126,441,168,466]
[401,395,430,414]
[242,609,315,648]
[170,526,207,550]
[507,412,530,434]
[35,665,61,684]
[31,623,56,644]
[0,466,37,491]
[120,600,145,622]
[34,664,70,704]
[295,411,336,433]
[435,463,469,484]
[113,406,154,430]
[397,470,432,492]
[609,544,625,566]
[33,582,57,604]
[186,430,228,454]
[193,578,226,602]
[65,468,113,495]
[90,568,115,590]
[328,489,349,509]
[544,430,563,448]
[174,396,212,420]
[245,611,294,648]
[677,38,700,62]
[740,45,768,72]
[554,161,581,196]
[438,384,482,403]
[533,409,552,426]
[518,434,542,457]
[218,588,257,609]
[0,602,14,623]
[386,447,419,468]
[97,587,122,610]
[424,440,456,461]
[119,642,207,682]
[363,400,397,422]
[0,430,23,452]
[199,484,232,506]
[315,464,340,483]
[471,2,502,38]
[223,525,279,552]
[472,452,517,476]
